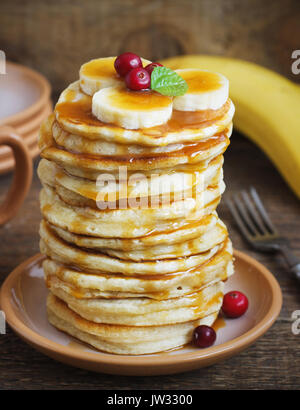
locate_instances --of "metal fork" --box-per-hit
[226,187,300,281]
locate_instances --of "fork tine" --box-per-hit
[226,198,254,243]
[250,187,277,234]
[241,190,267,234]
[232,193,259,236]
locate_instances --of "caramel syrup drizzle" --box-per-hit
[55,87,230,138]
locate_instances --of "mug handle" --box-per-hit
[0,126,33,225]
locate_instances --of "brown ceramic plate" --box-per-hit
[0,250,282,376]
[0,61,51,126]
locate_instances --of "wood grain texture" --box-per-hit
[0,131,300,389]
[0,0,299,95]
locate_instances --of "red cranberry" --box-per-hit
[125,67,151,91]
[222,291,249,318]
[145,62,163,75]
[114,52,142,77]
[193,325,216,348]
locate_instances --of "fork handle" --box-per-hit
[279,246,300,281]
[291,264,300,281]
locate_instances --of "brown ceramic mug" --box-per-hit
[0,126,33,225]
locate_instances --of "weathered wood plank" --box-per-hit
[0,0,299,95]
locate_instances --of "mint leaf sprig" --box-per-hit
[151,66,188,97]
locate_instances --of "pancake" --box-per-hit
[52,119,227,157]
[40,219,225,276]
[38,154,224,203]
[48,280,224,326]
[47,293,219,354]
[49,219,227,261]
[45,212,220,251]
[40,182,225,238]
[39,115,232,172]
[52,120,232,159]
[43,239,233,300]
[54,81,234,147]
[39,165,223,210]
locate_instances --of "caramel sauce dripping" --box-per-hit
[68,287,86,299]
[38,114,55,150]
[186,291,223,316]
[144,101,230,137]
[43,194,221,243]
[42,204,52,214]
[92,179,217,210]
[51,260,224,315]
[142,211,216,239]
[55,87,230,138]
[76,186,98,201]
[46,220,229,282]
[45,275,51,289]
[52,131,228,163]
[41,117,229,174]
[49,269,87,299]
[212,315,226,331]
[56,89,100,127]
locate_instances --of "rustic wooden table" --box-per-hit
[0,131,299,390]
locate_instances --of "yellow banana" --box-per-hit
[161,55,300,199]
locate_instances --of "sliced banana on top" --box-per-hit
[80,57,152,96]
[80,57,122,96]
[92,86,173,129]
[173,69,229,111]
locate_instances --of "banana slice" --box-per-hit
[92,86,173,129]
[173,69,229,111]
[80,57,152,96]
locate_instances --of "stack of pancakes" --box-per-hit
[38,58,235,354]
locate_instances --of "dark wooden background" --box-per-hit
[0,0,300,390]
[1,0,300,96]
